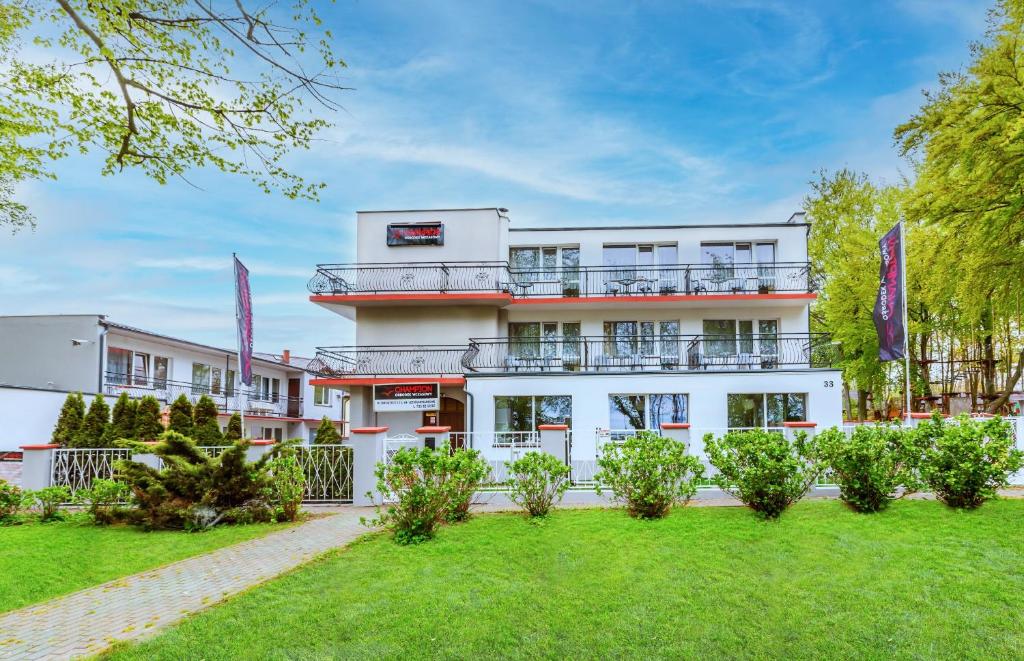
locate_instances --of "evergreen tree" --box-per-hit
[103,392,138,444]
[192,395,224,445]
[224,412,243,442]
[51,392,86,446]
[313,416,341,444]
[168,394,194,437]
[72,394,111,448]
[134,395,165,441]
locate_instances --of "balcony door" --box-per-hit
[601,244,679,294]
[508,322,581,365]
[699,242,776,292]
[701,319,778,369]
[509,246,580,295]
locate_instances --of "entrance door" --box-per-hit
[287,378,301,417]
[423,396,465,450]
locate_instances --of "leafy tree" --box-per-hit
[103,392,138,445]
[313,416,341,444]
[1,1,347,230]
[71,394,111,448]
[167,394,194,437]
[191,395,223,446]
[224,412,243,441]
[51,391,86,446]
[133,395,164,441]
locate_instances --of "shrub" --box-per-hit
[70,394,110,448]
[192,395,224,445]
[916,414,1023,509]
[74,478,130,524]
[595,431,704,519]
[103,392,138,445]
[313,416,341,444]
[224,412,243,441]
[51,391,86,446]
[507,451,570,517]
[443,449,490,523]
[704,428,821,519]
[0,480,25,523]
[115,432,275,529]
[368,448,460,544]
[268,445,305,522]
[168,395,194,436]
[816,424,925,512]
[27,486,71,522]
[133,395,165,441]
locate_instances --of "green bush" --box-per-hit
[133,395,165,441]
[816,424,925,512]
[192,395,224,445]
[27,486,71,522]
[507,451,570,517]
[368,448,463,544]
[224,412,243,441]
[915,414,1023,509]
[595,431,704,519]
[443,449,490,523]
[313,416,341,444]
[74,478,131,524]
[268,445,306,522]
[168,394,194,436]
[0,480,25,523]
[51,391,85,446]
[71,394,110,448]
[103,392,138,445]
[704,428,821,519]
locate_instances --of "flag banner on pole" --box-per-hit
[234,256,254,386]
[873,222,906,361]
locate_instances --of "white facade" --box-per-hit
[310,208,842,468]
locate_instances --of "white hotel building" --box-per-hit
[308,208,842,473]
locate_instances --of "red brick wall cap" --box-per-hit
[537,424,569,431]
[20,444,59,450]
[351,426,389,434]
[416,426,451,433]
[660,423,691,430]
[783,421,817,428]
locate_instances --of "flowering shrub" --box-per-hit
[595,431,704,519]
[507,451,571,518]
[704,428,821,519]
[816,424,925,512]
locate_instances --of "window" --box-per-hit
[225,369,235,397]
[132,352,150,385]
[508,322,581,363]
[153,357,169,389]
[700,242,776,266]
[603,320,681,358]
[702,319,779,367]
[727,393,807,428]
[252,373,262,399]
[510,246,581,293]
[314,385,331,406]
[494,395,572,431]
[211,367,222,395]
[191,363,211,394]
[260,427,283,442]
[107,348,165,387]
[107,348,132,385]
[608,393,688,431]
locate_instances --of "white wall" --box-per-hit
[355,306,502,345]
[356,209,506,264]
[0,315,103,392]
[503,306,808,336]
[0,385,121,450]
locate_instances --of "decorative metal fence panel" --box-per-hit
[296,444,353,503]
[51,448,132,496]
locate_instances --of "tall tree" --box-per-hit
[72,394,111,448]
[0,0,347,230]
[168,394,194,437]
[224,412,243,441]
[103,392,138,444]
[133,395,165,441]
[192,395,224,445]
[313,416,340,444]
[51,391,86,446]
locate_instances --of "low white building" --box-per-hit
[0,315,347,447]
[307,207,843,474]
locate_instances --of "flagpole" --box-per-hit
[234,253,246,439]
[899,223,912,421]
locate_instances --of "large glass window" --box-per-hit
[191,363,211,394]
[509,322,540,359]
[153,356,169,389]
[703,319,779,362]
[703,319,737,357]
[314,385,330,406]
[495,395,572,431]
[649,394,688,428]
[107,348,132,385]
[132,352,150,386]
[609,393,688,431]
[727,393,807,428]
[211,367,222,395]
[225,369,235,397]
[510,246,580,290]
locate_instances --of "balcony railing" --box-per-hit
[307,346,468,378]
[308,261,814,297]
[102,373,303,418]
[462,333,836,373]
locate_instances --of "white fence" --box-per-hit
[296,444,353,503]
[50,448,131,495]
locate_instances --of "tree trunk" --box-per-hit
[857,389,868,421]
[843,382,853,422]
[986,348,1024,413]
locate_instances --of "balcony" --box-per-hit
[102,373,303,418]
[462,333,837,374]
[306,346,469,384]
[308,261,814,313]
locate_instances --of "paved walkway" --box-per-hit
[0,508,373,660]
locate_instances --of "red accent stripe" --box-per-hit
[511,293,817,305]
[311,377,465,387]
[310,293,513,304]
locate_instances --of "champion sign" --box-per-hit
[373,383,440,412]
[872,223,906,361]
[386,222,444,246]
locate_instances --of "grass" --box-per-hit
[0,517,285,613]
[105,499,1024,660]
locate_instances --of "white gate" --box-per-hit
[51,448,131,495]
[383,434,420,465]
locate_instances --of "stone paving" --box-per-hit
[0,508,373,660]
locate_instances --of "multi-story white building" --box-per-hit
[0,315,347,445]
[308,208,842,473]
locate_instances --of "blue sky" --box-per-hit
[0,0,988,355]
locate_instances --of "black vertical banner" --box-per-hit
[873,223,906,361]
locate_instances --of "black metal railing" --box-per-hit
[462,333,836,373]
[308,261,813,297]
[102,373,303,417]
[307,346,468,378]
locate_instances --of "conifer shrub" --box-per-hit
[51,392,86,446]
[103,392,138,445]
[507,451,571,518]
[224,412,243,441]
[71,394,110,448]
[704,428,822,519]
[191,395,224,445]
[313,416,341,444]
[595,431,704,519]
[133,395,165,440]
[816,424,925,512]
[168,394,194,436]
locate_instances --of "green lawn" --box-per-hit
[0,518,284,613]
[105,499,1024,659]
